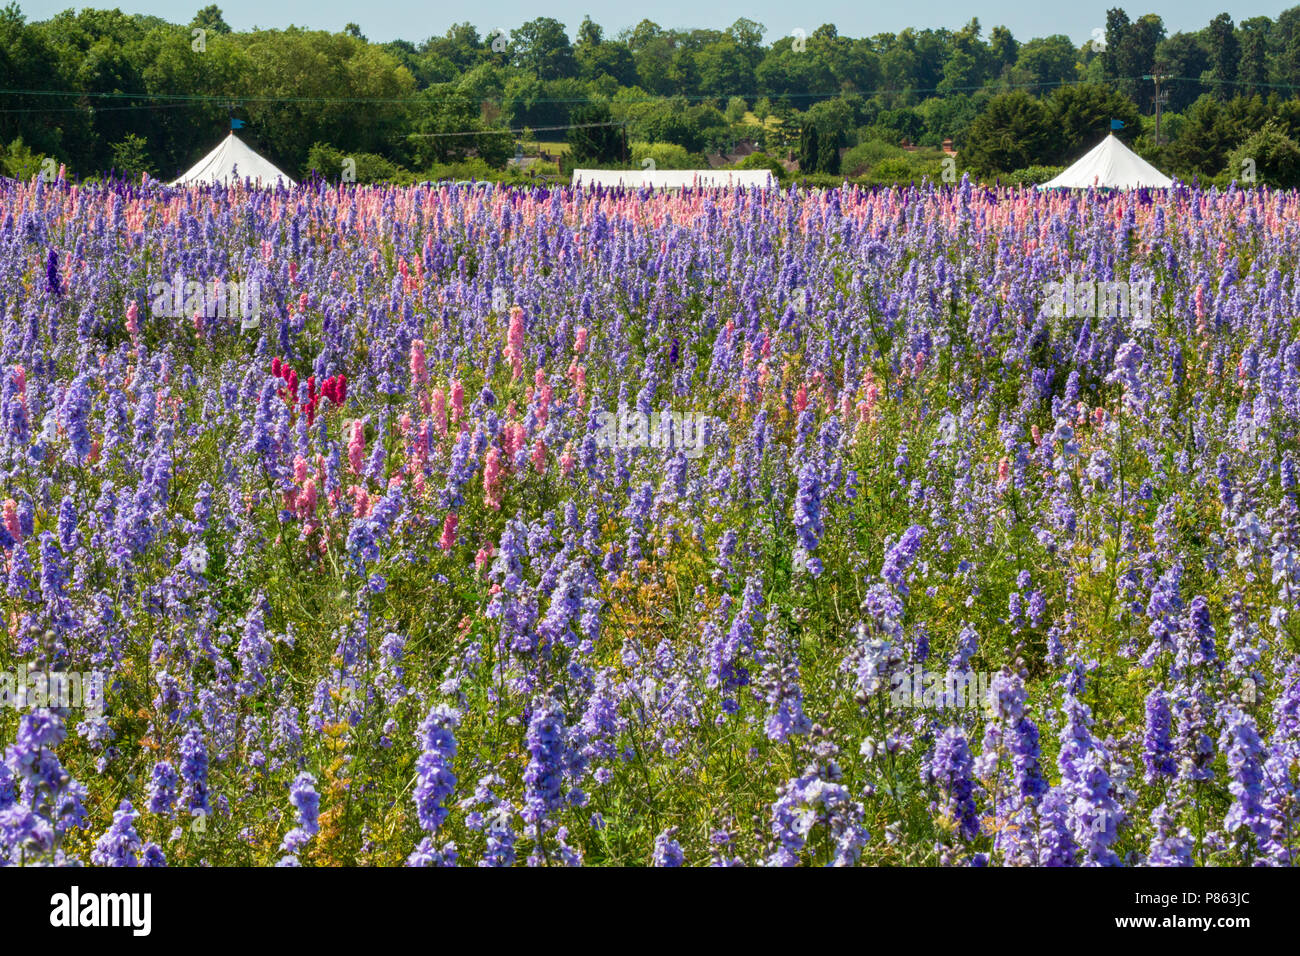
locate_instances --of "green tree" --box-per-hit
[915,92,987,147]
[960,89,1053,176]
[190,5,230,34]
[1169,94,1269,176]
[1237,17,1270,97]
[755,35,837,101]
[0,135,50,179]
[232,28,415,174]
[1102,8,1131,84]
[567,102,625,164]
[1126,15,1166,109]
[987,25,1018,76]
[1205,13,1239,100]
[622,20,674,95]
[668,46,702,95]
[1103,11,1164,106]
[1279,8,1300,93]
[798,122,819,172]
[0,4,76,158]
[1048,83,1141,162]
[937,19,989,95]
[575,16,636,87]
[817,126,842,175]
[1155,33,1209,112]
[409,84,510,167]
[1016,35,1078,89]
[109,132,155,178]
[697,40,751,98]
[1226,118,1300,186]
[422,22,483,73]
[305,141,410,182]
[512,17,576,80]
[630,141,697,169]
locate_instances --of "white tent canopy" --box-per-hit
[572,169,774,189]
[171,133,296,187]
[1037,133,1171,190]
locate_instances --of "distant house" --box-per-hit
[706,139,760,169]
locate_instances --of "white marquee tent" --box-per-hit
[1037,134,1172,190]
[571,169,774,189]
[171,133,296,187]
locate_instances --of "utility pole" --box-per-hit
[1143,71,1169,146]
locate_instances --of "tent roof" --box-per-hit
[571,169,774,189]
[171,133,295,187]
[1037,133,1172,190]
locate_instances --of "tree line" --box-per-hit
[2,4,1300,185]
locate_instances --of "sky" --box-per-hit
[13,1,1299,46]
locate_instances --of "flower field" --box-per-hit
[2,174,1299,867]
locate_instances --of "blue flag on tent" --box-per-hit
[1110,119,1125,130]
[231,118,246,130]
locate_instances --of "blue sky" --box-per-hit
[14,1,1298,45]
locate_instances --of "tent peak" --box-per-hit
[1037,132,1171,190]
[171,133,295,188]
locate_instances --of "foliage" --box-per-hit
[997,164,1065,186]
[108,133,154,178]
[1226,119,1300,187]
[0,135,50,180]
[630,141,699,170]
[1047,84,1142,164]
[960,90,1054,177]
[304,142,414,184]
[730,151,787,181]
[1,5,1299,183]
[798,122,819,174]
[567,101,626,165]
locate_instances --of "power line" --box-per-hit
[408,120,622,138]
[6,73,1288,110]
[0,101,201,115]
[2,73,1294,127]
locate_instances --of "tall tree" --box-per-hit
[1015,35,1078,89]
[1126,15,1165,111]
[960,89,1053,175]
[511,17,576,81]
[0,3,75,157]
[1102,8,1131,83]
[1238,17,1270,97]
[1205,13,1240,100]
[1155,32,1209,111]
[1279,7,1300,93]
[576,18,636,88]
[622,19,674,95]
[817,126,842,175]
[988,25,1018,76]
[190,5,230,34]
[1048,83,1141,161]
[798,122,819,173]
[567,101,625,164]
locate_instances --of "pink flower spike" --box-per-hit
[438,512,458,551]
